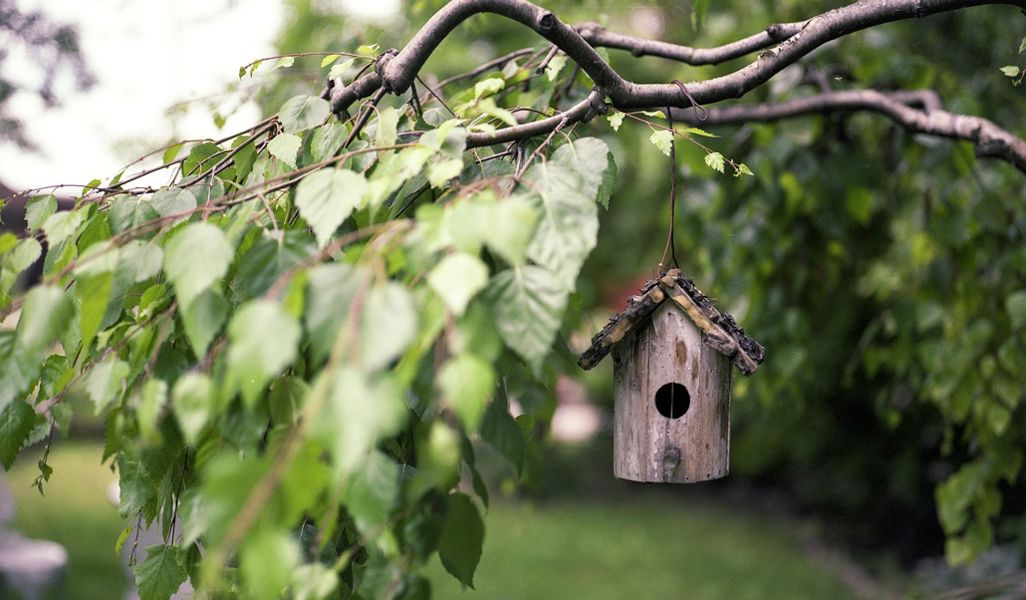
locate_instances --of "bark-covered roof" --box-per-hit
[578,268,765,375]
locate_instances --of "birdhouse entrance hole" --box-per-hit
[654,382,690,419]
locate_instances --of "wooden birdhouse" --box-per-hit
[578,269,765,484]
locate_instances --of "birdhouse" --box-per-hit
[578,269,765,484]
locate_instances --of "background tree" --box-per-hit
[1,1,1024,598]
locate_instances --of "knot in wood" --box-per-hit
[537,12,556,31]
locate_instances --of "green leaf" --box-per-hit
[85,356,129,415]
[438,493,484,589]
[316,368,406,472]
[181,288,228,358]
[0,233,16,256]
[233,231,314,300]
[479,99,518,127]
[328,58,355,80]
[375,107,400,147]
[192,452,265,546]
[366,146,431,210]
[704,151,726,173]
[134,544,188,600]
[361,283,417,371]
[343,450,399,533]
[485,196,539,266]
[486,267,567,368]
[227,300,301,406]
[1,237,42,295]
[427,158,464,188]
[295,168,367,247]
[320,54,340,67]
[304,263,370,364]
[150,187,196,218]
[607,111,624,131]
[162,142,183,164]
[119,240,164,283]
[114,524,132,559]
[17,285,73,355]
[480,397,525,470]
[649,129,674,156]
[271,56,295,70]
[428,253,488,316]
[0,334,39,413]
[241,527,300,600]
[550,137,617,209]
[544,54,567,82]
[999,65,1020,77]
[76,272,113,352]
[25,195,57,232]
[172,372,214,445]
[41,209,86,245]
[1019,37,1026,53]
[1005,290,1026,327]
[473,77,505,100]
[137,379,167,444]
[278,95,330,134]
[310,121,349,162]
[291,564,339,600]
[987,403,1011,435]
[267,132,303,168]
[0,399,38,468]
[107,195,159,234]
[438,354,495,431]
[163,222,233,309]
[684,126,718,138]
[5,237,41,271]
[523,161,598,288]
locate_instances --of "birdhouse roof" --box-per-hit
[578,268,765,375]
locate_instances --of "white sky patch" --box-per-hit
[338,0,400,22]
[0,0,283,190]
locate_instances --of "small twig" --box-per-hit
[535,44,560,74]
[341,87,388,150]
[515,115,568,178]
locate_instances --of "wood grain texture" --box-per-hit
[613,302,731,483]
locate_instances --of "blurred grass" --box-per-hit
[7,441,127,600]
[7,443,858,600]
[426,499,859,600]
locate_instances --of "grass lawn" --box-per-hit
[425,499,859,600]
[7,443,858,599]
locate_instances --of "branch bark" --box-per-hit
[672,89,1026,173]
[574,20,805,65]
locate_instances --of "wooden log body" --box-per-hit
[612,302,731,483]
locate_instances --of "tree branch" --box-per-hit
[465,89,604,148]
[574,20,805,65]
[673,89,1026,173]
[330,0,1026,116]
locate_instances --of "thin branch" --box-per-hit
[574,20,804,65]
[673,89,1026,173]
[431,47,534,91]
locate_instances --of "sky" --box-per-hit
[1,0,398,192]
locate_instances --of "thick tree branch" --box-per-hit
[673,89,1026,173]
[330,0,1026,116]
